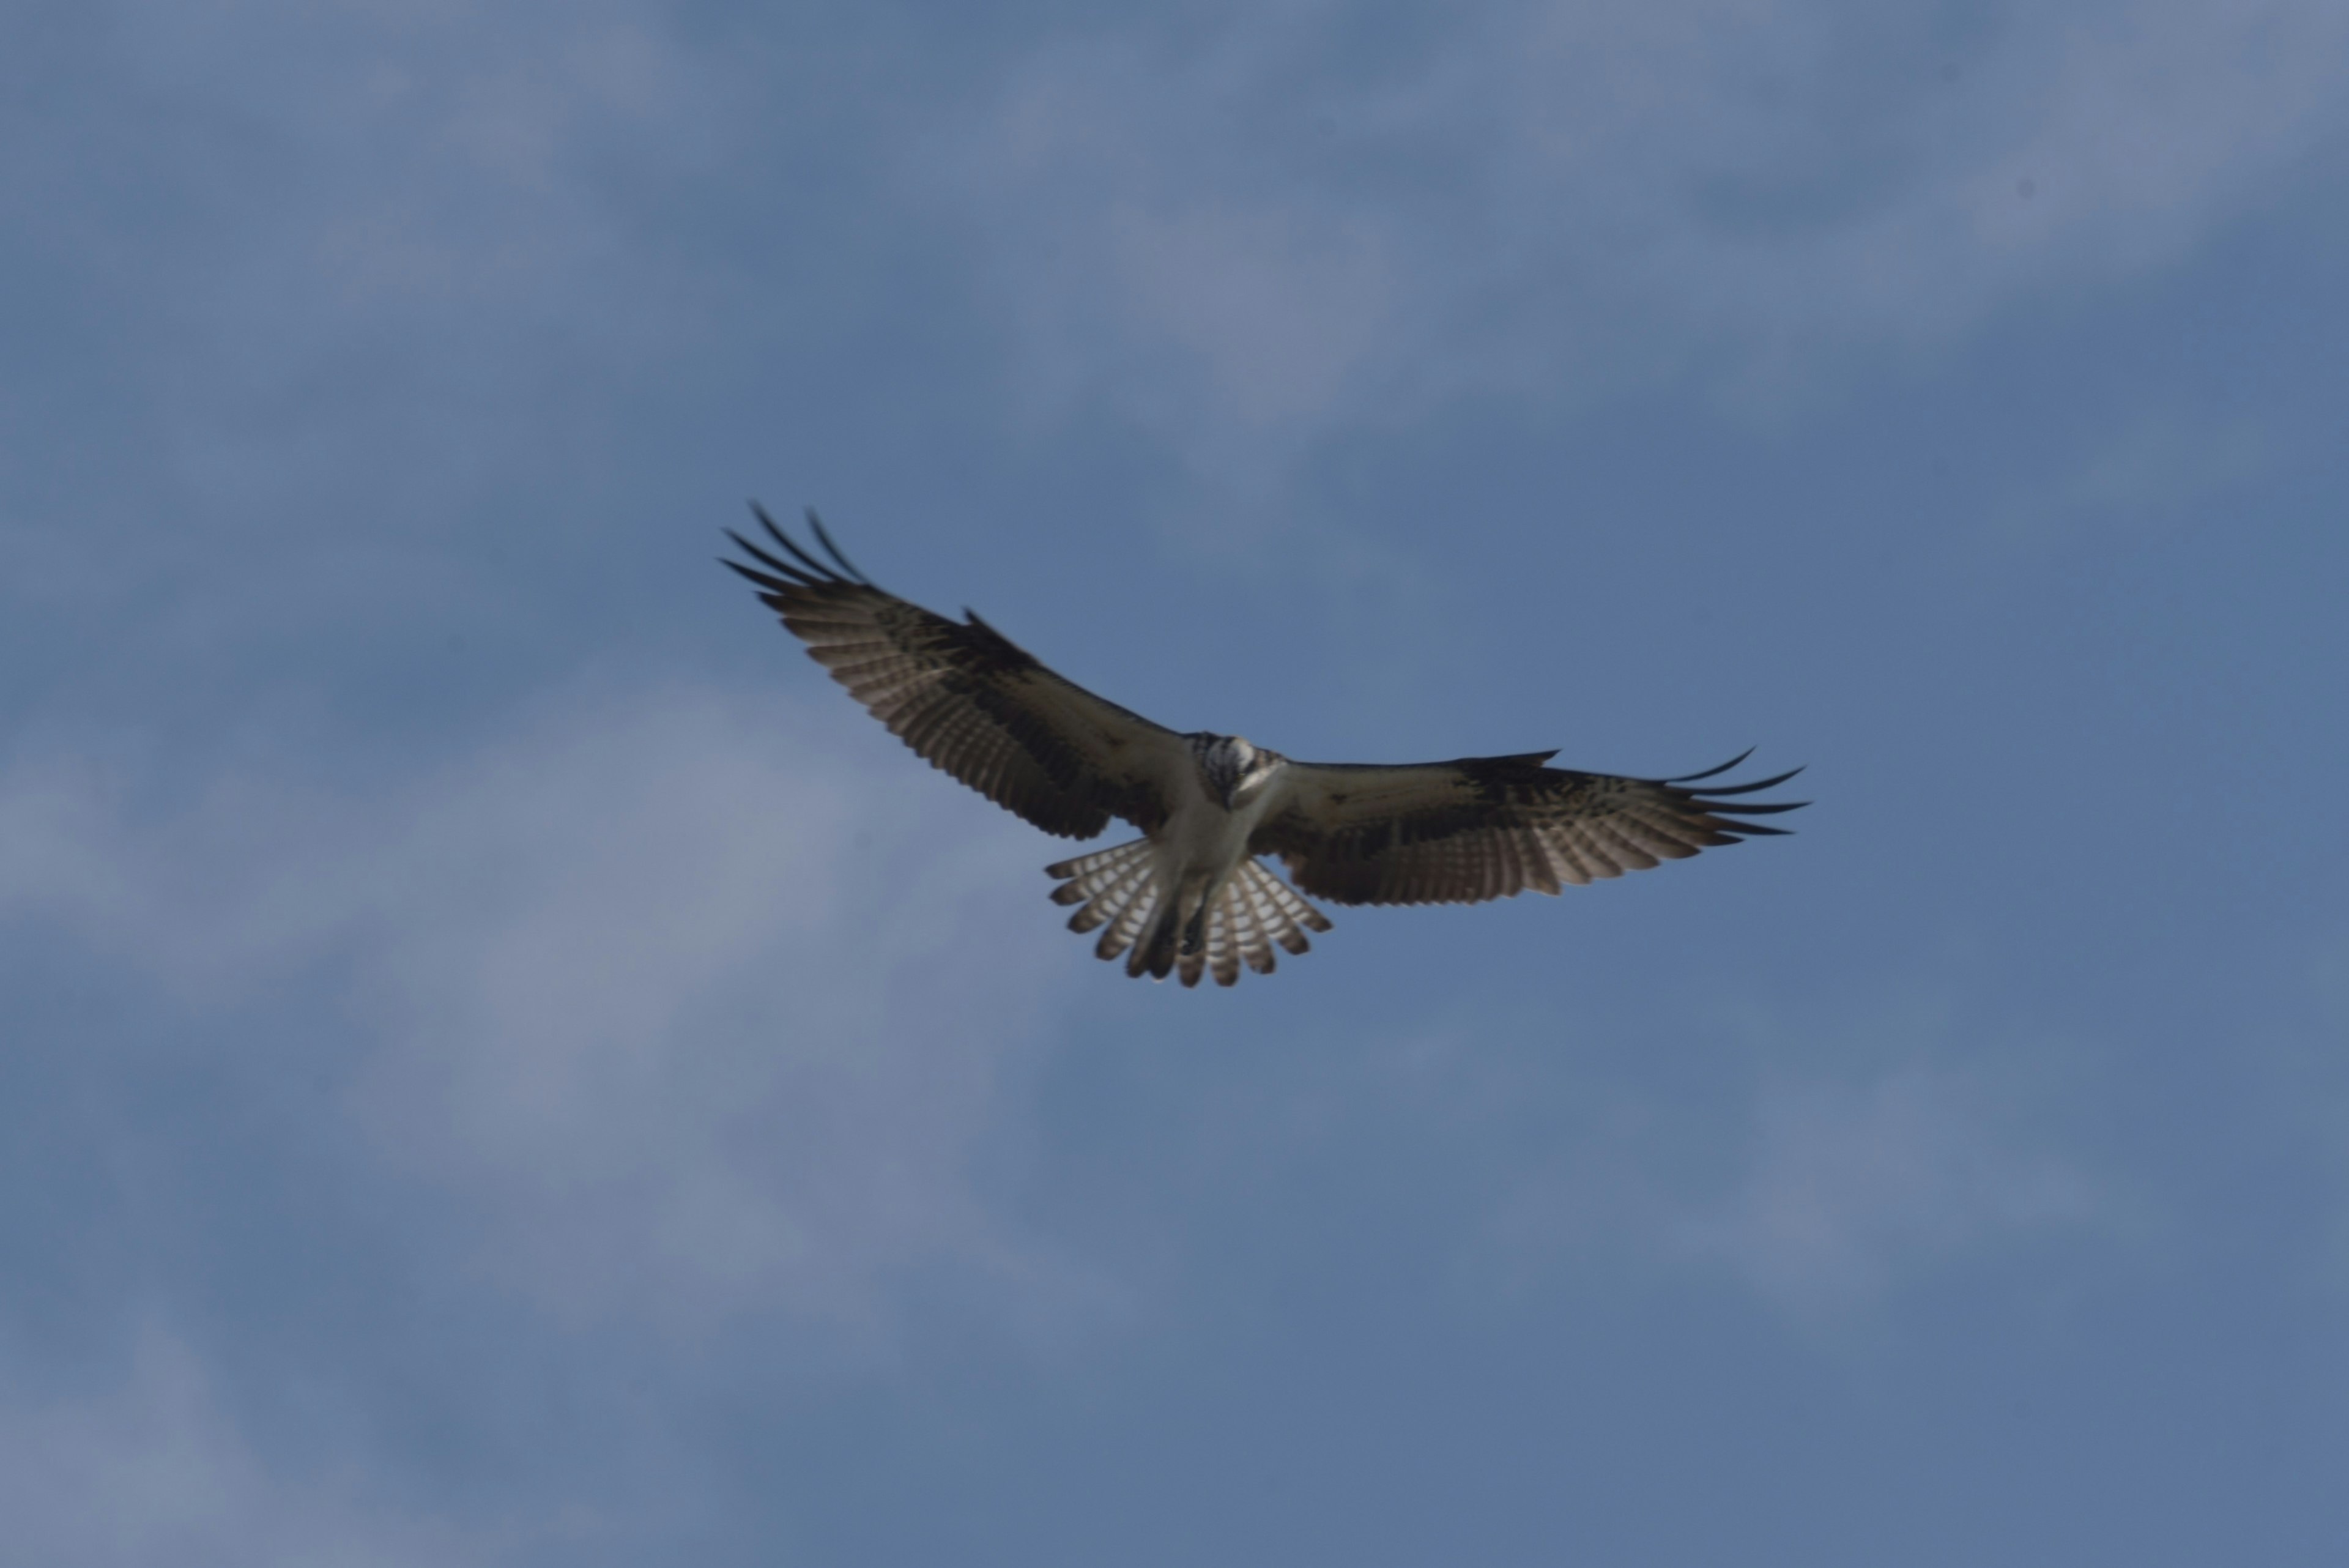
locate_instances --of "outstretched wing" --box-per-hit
[723,506,1188,839]
[1251,750,1805,906]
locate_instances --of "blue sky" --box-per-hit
[4,1,2348,1561]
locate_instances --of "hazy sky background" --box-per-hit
[5,1,2348,1562]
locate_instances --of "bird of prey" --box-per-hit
[723,508,1804,987]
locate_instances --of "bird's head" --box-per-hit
[1190,732,1283,810]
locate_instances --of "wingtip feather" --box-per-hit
[1689,765,1805,797]
[722,529,821,590]
[1664,747,1756,784]
[804,508,873,585]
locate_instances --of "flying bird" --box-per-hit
[723,508,1805,987]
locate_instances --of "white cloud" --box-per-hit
[1668,1063,2102,1315]
[0,685,1105,1340]
[1994,403,2274,537]
[929,0,2349,454]
[1456,1006,2110,1321]
[0,1,728,592]
[0,1328,494,1568]
[64,0,713,385]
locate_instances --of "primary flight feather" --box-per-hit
[722,507,1805,987]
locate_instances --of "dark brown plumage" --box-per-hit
[723,506,1806,985]
[1250,751,1803,906]
[722,506,1175,838]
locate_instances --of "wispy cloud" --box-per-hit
[0,685,1103,1340]
[0,1327,494,1568]
[929,0,2349,463]
[1994,404,2275,537]
[1668,1062,2103,1315]
[1459,1006,2112,1322]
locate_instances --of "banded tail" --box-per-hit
[1045,839,1334,988]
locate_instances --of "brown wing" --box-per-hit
[723,506,1187,838]
[1251,750,1805,906]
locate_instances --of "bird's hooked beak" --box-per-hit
[1215,737,1261,809]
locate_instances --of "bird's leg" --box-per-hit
[1180,904,1208,956]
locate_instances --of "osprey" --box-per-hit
[724,508,1804,987]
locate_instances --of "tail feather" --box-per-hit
[1048,838,1154,934]
[1138,902,1184,983]
[1048,845,1330,987]
[1176,904,1208,988]
[1102,889,1161,965]
[1184,861,1333,986]
[1045,840,1159,960]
